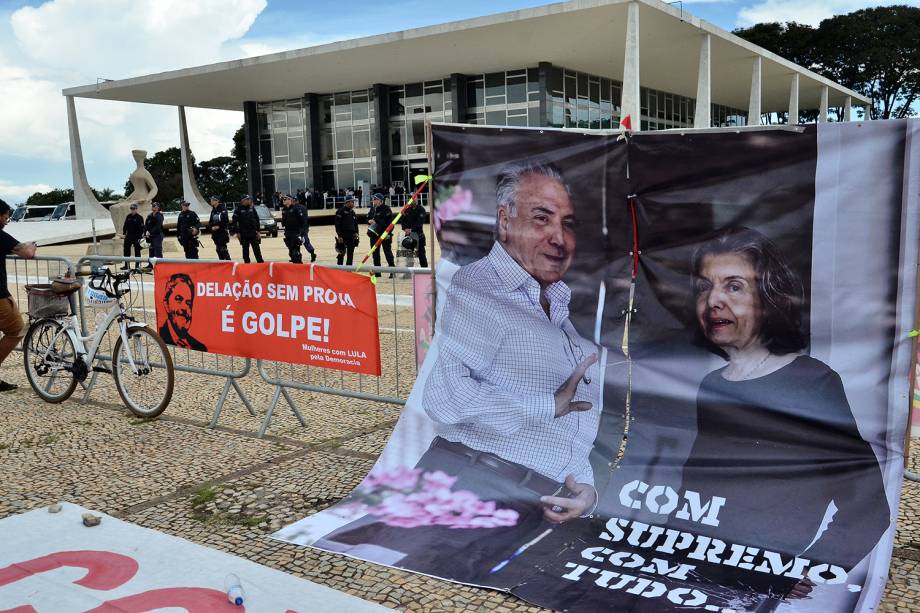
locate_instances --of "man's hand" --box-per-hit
[540,475,596,523]
[785,578,815,600]
[12,241,37,259]
[554,354,597,418]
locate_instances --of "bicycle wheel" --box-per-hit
[112,326,174,418]
[22,319,78,403]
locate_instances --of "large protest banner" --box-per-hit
[276,120,919,612]
[154,262,381,375]
[0,502,385,611]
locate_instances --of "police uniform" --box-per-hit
[335,200,360,266]
[282,199,306,263]
[367,195,395,274]
[176,206,201,259]
[208,201,231,261]
[233,202,263,263]
[400,201,428,267]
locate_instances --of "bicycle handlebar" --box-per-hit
[89,268,134,299]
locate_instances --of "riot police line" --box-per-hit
[122,192,430,271]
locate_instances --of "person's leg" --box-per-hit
[304,234,317,261]
[132,241,141,259]
[345,245,355,266]
[214,238,229,261]
[372,245,382,276]
[416,231,428,267]
[252,240,264,263]
[122,239,132,269]
[156,235,165,258]
[0,298,24,389]
[241,239,251,264]
[382,239,395,268]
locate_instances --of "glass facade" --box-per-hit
[256,99,308,196]
[388,79,451,188]
[252,65,749,195]
[464,69,541,127]
[712,103,748,128]
[318,88,377,191]
[546,66,621,129]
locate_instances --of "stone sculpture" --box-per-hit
[110,150,157,238]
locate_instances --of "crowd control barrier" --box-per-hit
[74,255,256,426]
[255,262,429,437]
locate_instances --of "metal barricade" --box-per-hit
[7,255,76,312]
[255,262,429,437]
[8,253,429,438]
[74,255,255,426]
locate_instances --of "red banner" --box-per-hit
[154,262,380,375]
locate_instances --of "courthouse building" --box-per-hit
[63,0,869,216]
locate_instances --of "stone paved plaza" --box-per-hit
[0,354,917,612]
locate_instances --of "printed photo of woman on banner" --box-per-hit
[274,120,918,613]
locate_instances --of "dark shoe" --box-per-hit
[310,251,317,262]
[120,265,131,271]
[0,381,18,392]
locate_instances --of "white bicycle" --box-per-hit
[22,268,174,417]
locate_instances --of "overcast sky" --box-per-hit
[0,0,906,203]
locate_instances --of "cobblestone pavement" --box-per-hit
[0,359,917,612]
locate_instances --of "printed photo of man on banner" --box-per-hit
[275,120,919,613]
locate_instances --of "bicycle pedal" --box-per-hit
[92,365,112,374]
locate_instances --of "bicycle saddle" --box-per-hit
[50,277,83,296]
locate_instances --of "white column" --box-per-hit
[819,86,829,122]
[621,1,641,131]
[694,34,711,129]
[863,105,872,121]
[788,74,799,125]
[747,56,762,126]
[66,96,109,220]
[178,106,210,215]
[842,96,852,122]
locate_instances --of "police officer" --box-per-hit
[233,195,263,264]
[334,195,359,265]
[281,194,305,263]
[121,203,144,270]
[367,193,395,277]
[400,197,428,268]
[175,200,201,259]
[208,196,231,261]
[143,202,165,269]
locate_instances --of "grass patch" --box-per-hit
[0,442,8,450]
[241,514,267,527]
[190,485,218,507]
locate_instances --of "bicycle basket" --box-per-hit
[25,284,71,318]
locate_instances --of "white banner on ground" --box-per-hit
[0,502,386,612]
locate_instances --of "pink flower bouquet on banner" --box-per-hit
[350,467,519,529]
[434,186,473,233]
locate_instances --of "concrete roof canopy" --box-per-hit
[63,0,868,113]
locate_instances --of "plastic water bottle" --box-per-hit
[225,573,245,606]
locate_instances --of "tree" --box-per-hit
[125,147,183,210]
[26,188,74,207]
[231,124,247,164]
[816,6,920,119]
[734,5,920,120]
[195,155,248,204]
